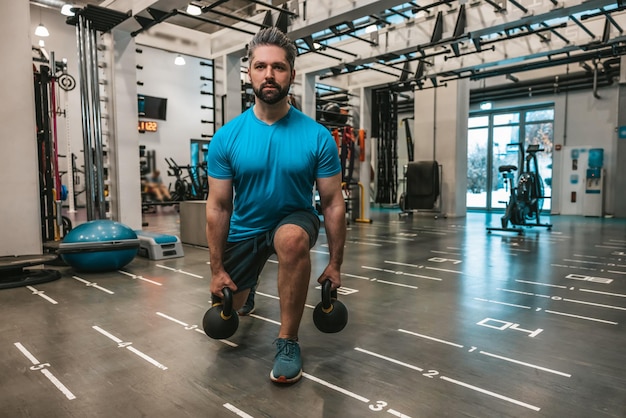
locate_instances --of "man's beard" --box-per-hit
[253,81,290,105]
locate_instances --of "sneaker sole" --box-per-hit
[270,369,302,384]
[237,308,255,316]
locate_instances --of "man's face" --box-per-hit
[248,45,295,105]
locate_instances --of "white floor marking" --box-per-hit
[156,312,189,326]
[356,346,539,411]
[255,291,279,300]
[302,372,370,403]
[359,237,400,244]
[14,342,40,364]
[385,261,419,267]
[92,325,123,343]
[343,273,372,281]
[387,409,411,418]
[473,298,531,309]
[223,403,254,418]
[403,273,442,281]
[72,276,114,294]
[373,279,418,289]
[516,279,567,289]
[126,346,168,369]
[425,266,460,274]
[479,351,571,377]
[156,264,203,278]
[397,329,464,348]
[505,285,626,310]
[399,329,569,376]
[118,270,162,286]
[248,314,281,326]
[562,298,626,311]
[355,347,424,372]
[431,250,462,256]
[155,312,238,347]
[579,288,626,298]
[439,376,541,411]
[373,264,442,281]
[14,342,76,400]
[595,244,626,250]
[92,326,167,370]
[26,286,58,304]
[544,310,617,324]
[40,369,77,400]
[563,258,604,265]
[499,288,538,297]
[607,269,626,275]
[346,240,383,246]
[310,249,329,255]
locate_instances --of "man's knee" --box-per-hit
[274,224,309,257]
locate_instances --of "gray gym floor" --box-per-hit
[1,208,625,417]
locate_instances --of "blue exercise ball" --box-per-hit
[61,220,139,273]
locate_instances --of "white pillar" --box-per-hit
[109,29,142,229]
[223,52,243,123]
[0,2,42,255]
[300,72,316,118]
[413,80,469,218]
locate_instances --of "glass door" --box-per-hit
[467,105,553,211]
[490,113,520,209]
[467,116,489,208]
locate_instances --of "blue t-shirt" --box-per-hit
[208,106,341,241]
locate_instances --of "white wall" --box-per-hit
[136,45,214,186]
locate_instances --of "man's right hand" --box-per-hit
[210,270,238,298]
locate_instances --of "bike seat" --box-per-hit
[499,165,517,173]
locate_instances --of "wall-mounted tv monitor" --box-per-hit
[138,94,167,120]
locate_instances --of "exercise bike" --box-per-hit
[487,144,552,235]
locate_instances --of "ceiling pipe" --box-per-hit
[593,59,601,99]
[469,66,619,103]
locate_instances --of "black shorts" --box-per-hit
[222,210,320,292]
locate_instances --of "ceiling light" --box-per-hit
[38,39,45,47]
[35,23,50,37]
[61,4,76,16]
[186,4,202,16]
[174,55,186,66]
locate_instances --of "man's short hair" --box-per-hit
[247,27,297,70]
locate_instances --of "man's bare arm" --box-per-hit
[316,173,346,289]
[206,176,235,296]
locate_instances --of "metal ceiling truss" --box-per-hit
[64,0,626,96]
[130,0,292,38]
[313,0,626,92]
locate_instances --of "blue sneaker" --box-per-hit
[270,338,302,384]
[237,303,255,316]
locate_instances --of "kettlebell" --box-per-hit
[313,279,348,333]
[202,287,239,339]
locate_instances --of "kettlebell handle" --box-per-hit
[216,287,234,319]
[321,279,337,313]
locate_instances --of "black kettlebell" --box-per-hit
[203,287,239,339]
[313,279,348,333]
